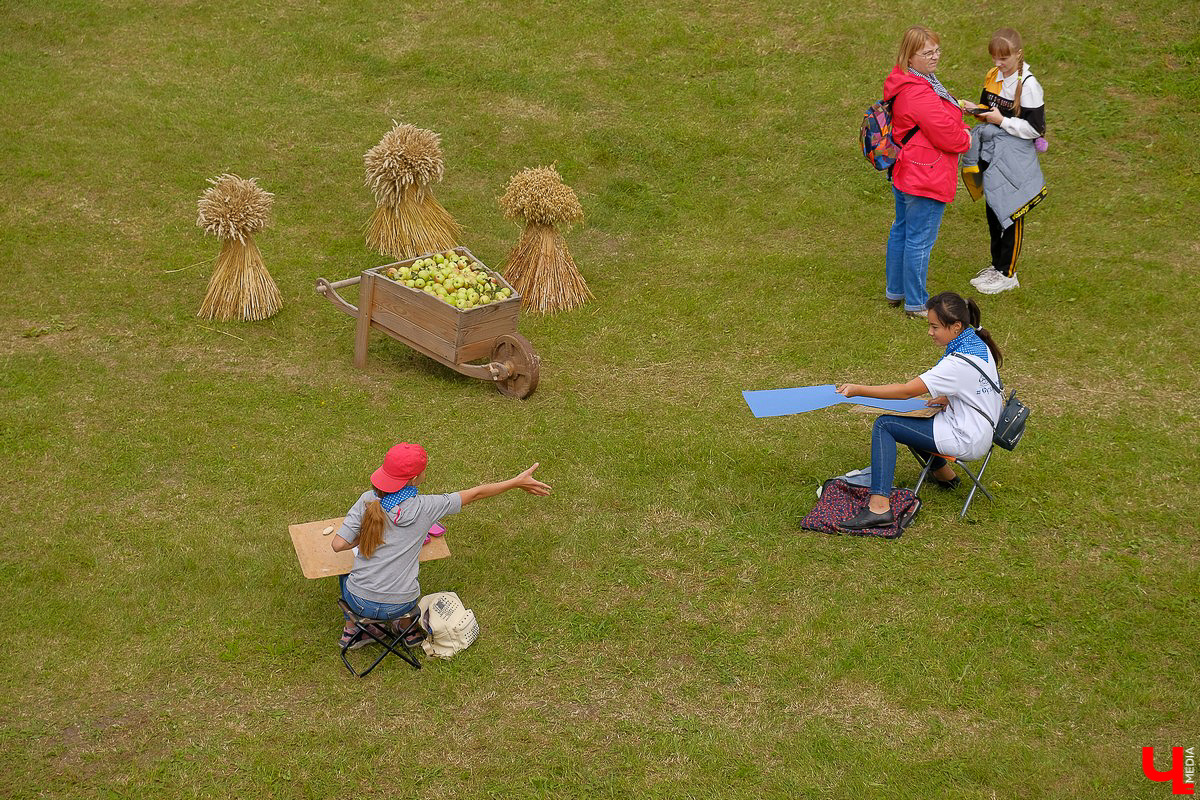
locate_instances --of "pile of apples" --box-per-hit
[386,251,513,310]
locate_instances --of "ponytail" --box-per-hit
[358,496,386,559]
[927,292,1004,368]
[965,297,1004,368]
[1012,55,1025,115]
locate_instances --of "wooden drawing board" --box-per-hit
[288,516,450,579]
[849,404,939,418]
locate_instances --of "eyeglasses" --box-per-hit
[918,47,942,59]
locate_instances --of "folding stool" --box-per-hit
[337,598,422,676]
[911,445,997,520]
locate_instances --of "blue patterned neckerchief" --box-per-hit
[942,327,990,363]
[379,486,418,519]
[909,68,958,107]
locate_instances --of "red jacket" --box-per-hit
[884,66,970,203]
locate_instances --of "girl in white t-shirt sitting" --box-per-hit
[836,292,1004,530]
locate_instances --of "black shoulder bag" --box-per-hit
[950,353,1030,451]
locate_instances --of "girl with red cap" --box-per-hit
[331,442,550,650]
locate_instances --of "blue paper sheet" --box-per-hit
[742,384,930,418]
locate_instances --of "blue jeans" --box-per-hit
[869,414,946,497]
[885,187,947,312]
[340,574,418,621]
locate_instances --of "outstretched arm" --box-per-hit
[458,463,551,508]
[836,377,929,400]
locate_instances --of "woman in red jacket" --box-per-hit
[883,26,971,318]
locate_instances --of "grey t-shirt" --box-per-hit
[338,490,462,604]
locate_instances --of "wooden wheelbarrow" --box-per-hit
[316,247,540,399]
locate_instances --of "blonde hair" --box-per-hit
[897,26,940,69]
[357,494,388,559]
[989,28,1026,114]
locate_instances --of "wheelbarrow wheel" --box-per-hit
[492,333,540,399]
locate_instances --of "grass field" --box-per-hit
[2,1,1198,797]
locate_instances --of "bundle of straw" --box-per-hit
[499,166,592,314]
[196,174,282,322]
[364,122,462,259]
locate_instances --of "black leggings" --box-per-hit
[986,202,1025,278]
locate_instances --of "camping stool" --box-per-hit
[337,598,422,677]
[911,446,996,519]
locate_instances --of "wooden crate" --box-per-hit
[363,247,521,365]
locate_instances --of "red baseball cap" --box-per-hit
[371,442,428,492]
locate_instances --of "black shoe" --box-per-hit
[838,507,895,531]
[934,475,961,490]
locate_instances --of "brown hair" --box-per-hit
[357,492,388,559]
[897,26,940,69]
[988,28,1026,114]
[926,291,1004,368]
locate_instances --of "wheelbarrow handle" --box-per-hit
[321,276,361,291]
[315,276,360,318]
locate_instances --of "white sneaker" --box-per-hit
[970,266,998,287]
[972,269,1003,292]
[979,272,1019,294]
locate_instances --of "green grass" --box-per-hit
[2,1,1197,797]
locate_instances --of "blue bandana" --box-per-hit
[942,327,990,363]
[380,486,418,513]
